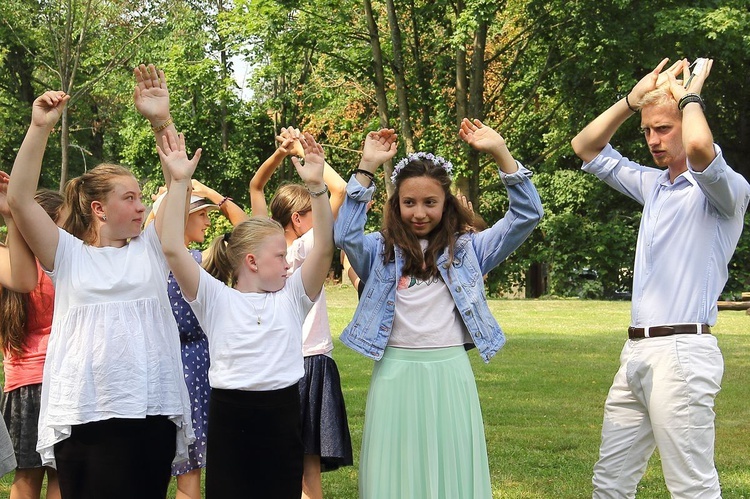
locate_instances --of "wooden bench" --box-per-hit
[717,292,750,313]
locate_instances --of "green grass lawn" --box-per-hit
[3,284,748,498]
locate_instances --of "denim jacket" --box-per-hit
[334,164,543,363]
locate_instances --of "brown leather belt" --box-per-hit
[628,323,711,339]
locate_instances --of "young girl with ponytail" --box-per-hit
[158,129,334,499]
[0,179,63,499]
[7,91,192,499]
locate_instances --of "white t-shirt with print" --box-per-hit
[388,273,471,349]
[388,239,471,349]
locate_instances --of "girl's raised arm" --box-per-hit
[191,178,249,226]
[7,91,70,271]
[323,161,347,219]
[0,171,38,293]
[134,63,180,236]
[249,127,303,217]
[458,118,518,174]
[293,133,334,300]
[157,130,203,302]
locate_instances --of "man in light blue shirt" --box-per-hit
[571,57,750,498]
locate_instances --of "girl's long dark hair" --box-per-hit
[0,189,63,357]
[382,158,474,280]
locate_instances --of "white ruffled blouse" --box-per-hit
[37,224,194,467]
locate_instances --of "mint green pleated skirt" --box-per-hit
[359,346,492,499]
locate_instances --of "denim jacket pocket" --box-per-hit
[450,248,481,289]
[374,260,397,284]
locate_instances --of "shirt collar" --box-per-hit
[658,168,698,188]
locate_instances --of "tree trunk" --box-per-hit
[454,0,470,200]
[466,20,488,203]
[59,109,70,192]
[407,0,430,128]
[363,0,395,197]
[218,0,229,152]
[455,12,468,126]
[385,0,415,153]
[90,101,103,163]
[736,71,750,180]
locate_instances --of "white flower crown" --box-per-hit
[390,152,454,184]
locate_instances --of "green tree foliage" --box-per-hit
[0,0,747,297]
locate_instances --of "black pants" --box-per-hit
[206,385,303,498]
[54,416,175,499]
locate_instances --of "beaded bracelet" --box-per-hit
[307,183,329,197]
[151,116,174,132]
[218,196,233,207]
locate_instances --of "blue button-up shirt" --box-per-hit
[334,165,543,362]
[583,144,750,327]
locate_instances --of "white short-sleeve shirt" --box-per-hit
[287,229,334,357]
[39,224,193,466]
[188,267,314,391]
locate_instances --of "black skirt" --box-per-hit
[1,384,44,469]
[299,354,353,471]
[53,416,176,499]
[206,384,303,498]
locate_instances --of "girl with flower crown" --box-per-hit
[334,118,544,498]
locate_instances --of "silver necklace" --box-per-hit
[250,293,269,325]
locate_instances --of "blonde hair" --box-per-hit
[62,163,136,244]
[637,83,677,110]
[203,218,284,285]
[269,183,311,228]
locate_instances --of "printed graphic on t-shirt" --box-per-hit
[397,275,441,290]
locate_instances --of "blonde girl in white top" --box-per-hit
[7,91,192,499]
[158,129,334,498]
[250,128,353,499]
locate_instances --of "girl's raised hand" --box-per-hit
[156,130,202,182]
[31,91,69,131]
[459,118,506,155]
[360,129,398,170]
[291,133,325,186]
[190,179,218,200]
[277,127,305,158]
[134,64,170,124]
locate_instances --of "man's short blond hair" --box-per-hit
[638,83,677,110]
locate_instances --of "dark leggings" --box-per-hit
[206,385,303,498]
[54,416,175,499]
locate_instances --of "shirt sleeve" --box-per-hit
[333,175,380,284]
[688,144,750,219]
[288,230,314,273]
[45,227,75,281]
[472,162,544,274]
[581,144,662,206]
[139,223,170,278]
[285,268,315,321]
[186,266,226,339]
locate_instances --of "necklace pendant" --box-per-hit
[257,317,261,325]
